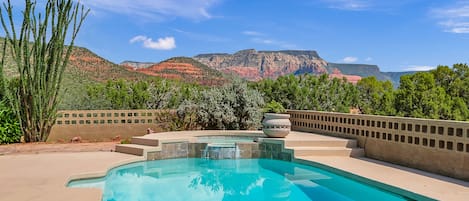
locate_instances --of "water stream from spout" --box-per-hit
[202,143,240,160]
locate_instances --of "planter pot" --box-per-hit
[262,113,291,138]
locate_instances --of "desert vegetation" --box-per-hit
[80,63,469,133]
[0,0,88,142]
[1,61,467,143]
[254,64,469,121]
[60,63,469,123]
[0,1,467,144]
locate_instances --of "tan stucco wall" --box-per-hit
[288,110,469,181]
[48,110,168,142]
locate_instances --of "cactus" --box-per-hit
[0,0,88,142]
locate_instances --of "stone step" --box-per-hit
[284,140,357,148]
[285,167,331,181]
[131,137,159,146]
[288,147,364,157]
[115,144,159,156]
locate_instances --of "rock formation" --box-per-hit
[121,61,156,69]
[194,49,328,81]
[128,57,226,85]
[119,49,415,85]
[328,68,362,84]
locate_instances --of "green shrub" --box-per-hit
[0,101,22,144]
[154,109,199,131]
[263,100,286,113]
[120,138,131,144]
[179,79,264,130]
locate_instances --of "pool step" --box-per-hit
[285,167,331,181]
[284,140,357,148]
[131,137,159,146]
[288,146,364,157]
[115,144,160,156]
[116,133,363,159]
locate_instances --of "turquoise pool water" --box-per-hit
[69,158,418,201]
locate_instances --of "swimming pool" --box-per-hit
[68,158,431,201]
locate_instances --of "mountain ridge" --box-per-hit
[1,36,416,93]
[192,49,416,85]
[121,49,418,85]
[126,57,228,85]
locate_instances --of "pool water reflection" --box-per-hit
[68,158,418,201]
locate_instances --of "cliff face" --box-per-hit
[326,63,388,80]
[127,57,226,85]
[117,49,415,86]
[326,63,414,86]
[121,61,156,69]
[194,49,328,81]
[328,68,362,84]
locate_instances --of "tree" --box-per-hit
[356,77,395,115]
[0,0,88,142]
[449,64,469,109]
[396,72,453,119]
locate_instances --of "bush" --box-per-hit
[120,138,131,144]
[0,101,22,144]
[263,100,286,113]
[179,80,264,130]
[154,109,199,131]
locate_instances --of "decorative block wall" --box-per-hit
[288,110,469,181]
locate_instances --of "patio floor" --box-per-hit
[0,131,468,201]
[0,152,141,201]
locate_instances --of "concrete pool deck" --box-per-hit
[297,156,469,201]
[0,131,468,201]
[0,152,142,201]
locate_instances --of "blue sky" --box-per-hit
[7,0,469,72]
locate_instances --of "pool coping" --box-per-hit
[65,130,469,201]
[65,157,146,187]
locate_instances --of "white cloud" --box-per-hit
[321,0,371,11]
[251,38,297,49]
[439,20,469,33]
[448,27,469,33]
[130,35,176,50]
[242,31,263,36]
[405,65,435,71]
[433,3,469,34]
[80,0,219,20]
[435,5,469,18]
[243,31,297,49]
[342,56,358,63]
[252,38,273,44]
[365,57,373,61]
[320,1,419,12]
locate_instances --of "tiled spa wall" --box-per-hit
[146,141,293,161]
